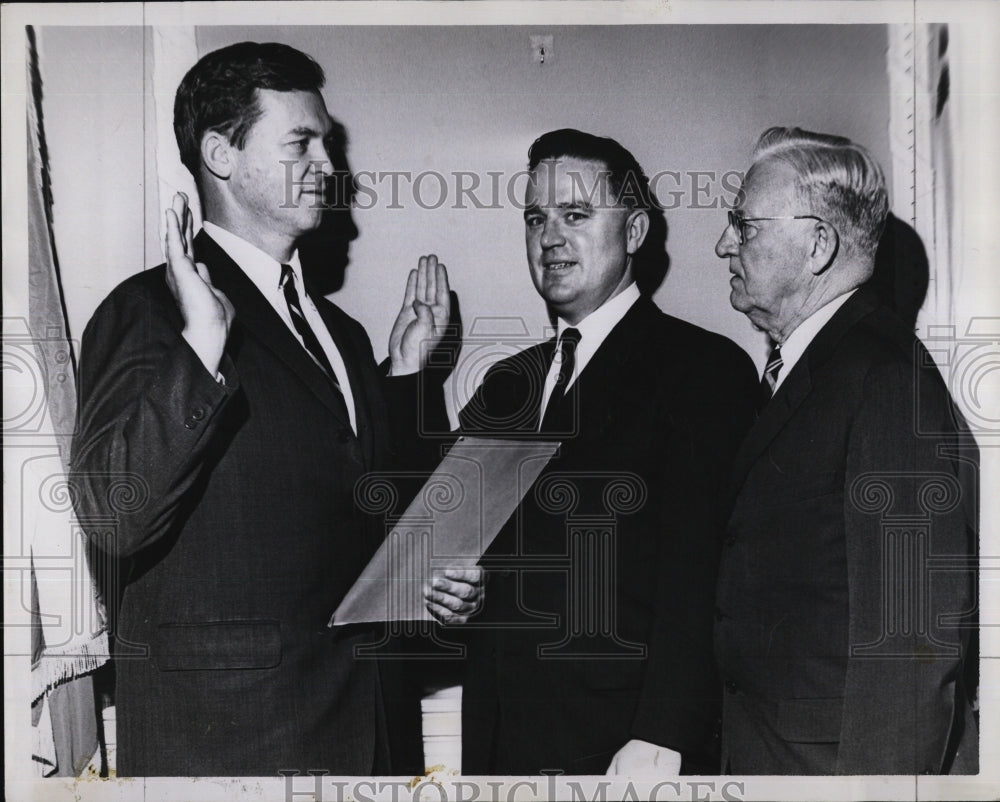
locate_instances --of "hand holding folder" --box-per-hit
[424,565,484,625]
[329,436,559,626]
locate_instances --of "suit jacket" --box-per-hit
[715,286,979,775]
[457,296,758,774]
[70,231,443,776]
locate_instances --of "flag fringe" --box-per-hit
[32,632,111,705]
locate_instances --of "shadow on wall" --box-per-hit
[634,200,670,298]
[299,118,359,297]
[868,212,930,332]
[299,118,465,393]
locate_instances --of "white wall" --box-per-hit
[42,24,892,407]
[38,26,158,349]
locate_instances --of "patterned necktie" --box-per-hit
[758,345,784,410]
[540,327,582,433]
[280,265,350,422]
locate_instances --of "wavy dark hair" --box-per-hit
[527,128,657,212]
[174,41,325,177]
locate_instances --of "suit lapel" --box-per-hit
[727,360,813,502]
[554,296,657,437]
[194,231,352,426]
[728,286,881,501]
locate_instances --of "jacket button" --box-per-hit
[714,607,725,622]
[337,430,351,444]
[724,679,738,694]
[191,407,205,420]
[184,419,196,430]
[724,533,737,546]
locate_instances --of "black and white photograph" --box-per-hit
[3,2,998,801]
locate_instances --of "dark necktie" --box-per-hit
[280,264,351,422]
[758,345,784,410]
[539,327,581,433]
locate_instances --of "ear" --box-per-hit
[201,130,234,180]
[625,208,650,256]
[808,219,839,274]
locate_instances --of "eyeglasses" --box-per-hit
[727,209,826,246]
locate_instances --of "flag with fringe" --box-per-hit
[19,24,110,777]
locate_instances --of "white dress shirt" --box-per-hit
[538,282,641,427]
[202,221,357,432]
[772,288,857,391]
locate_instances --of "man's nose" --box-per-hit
[715,224,739,258]
[311,142,335,177]
[539,218,564,249]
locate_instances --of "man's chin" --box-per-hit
[541,288,577,313]
[296,210,325,234]
[295,192,326,216]
[729,289,750,313]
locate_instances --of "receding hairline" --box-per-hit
[251,88,335,132]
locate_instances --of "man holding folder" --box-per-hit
[449,129,758,775]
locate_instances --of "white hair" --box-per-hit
[751,126,890,259]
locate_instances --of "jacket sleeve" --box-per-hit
[837,358,977,773]
[629,342,759,769]
[70,280,239,558]
[381,366,451,473]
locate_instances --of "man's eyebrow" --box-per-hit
[284,126,326,139]
[523,200,597,220]
[557,200,594,213]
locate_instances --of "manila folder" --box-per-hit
[329,436,558,625]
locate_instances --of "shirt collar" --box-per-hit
[556,282,641,345]
[202,221,302,291]
[774,288,857,389]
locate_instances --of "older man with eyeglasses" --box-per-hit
[712,127,979,775]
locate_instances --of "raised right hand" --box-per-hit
[387,254,451,376]
[164,192,234,376]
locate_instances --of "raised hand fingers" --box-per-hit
[170,192,189,250]
[408,255,450,307]
[415,255,429,305]
[183,194,196,260]
[164,207,187,271]
[389,254,451,374]
[401,268,418,311]
[424,255,439,303]
[434,261,450,309]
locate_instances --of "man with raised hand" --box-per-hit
[71,41,478,777]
